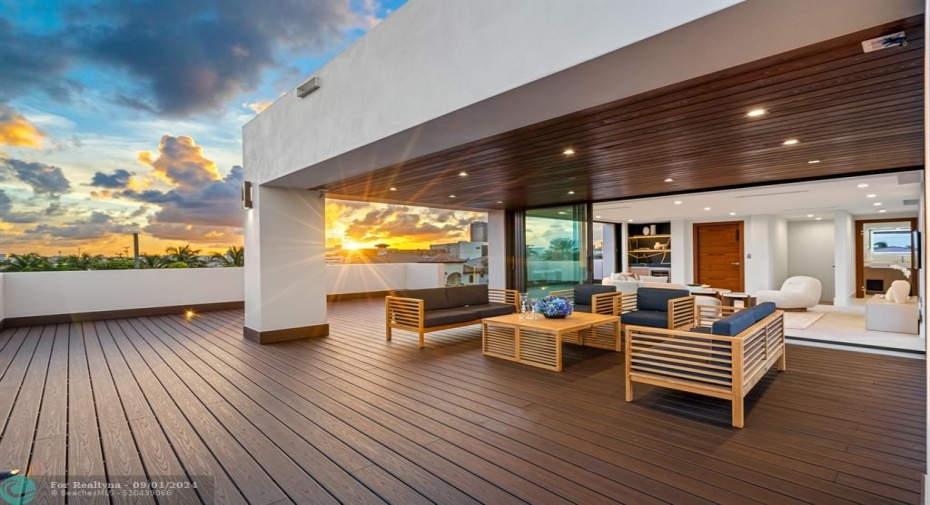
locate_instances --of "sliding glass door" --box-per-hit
[524,204,590,297]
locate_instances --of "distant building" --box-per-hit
[470,221,488,242]
[430,241,485,260]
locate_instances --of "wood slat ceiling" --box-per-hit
[324,16,924,210]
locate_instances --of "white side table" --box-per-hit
[865,295,919,334]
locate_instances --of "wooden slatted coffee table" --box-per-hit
[481,312,621,371]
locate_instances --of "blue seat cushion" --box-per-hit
[622,310,668,328]
[573,304,592,313]
[711,302,776,336]
[573,284,615,305]
[637,287,690,312]
[423,308,481,327]
[472,303,515,319]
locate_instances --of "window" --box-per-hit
[870,229,912,254]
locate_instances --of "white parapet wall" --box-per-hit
[0,263,448,320]
[3,268,245,319]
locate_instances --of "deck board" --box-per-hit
[0,299,924,504]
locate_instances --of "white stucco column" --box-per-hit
[488,210,507,289]
[602,224,617,277]
[243,185,328,343]
[833,210,856,306]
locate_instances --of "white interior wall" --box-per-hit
[620,222,630,273]
[787,220,836,301]
[488,210,507,289]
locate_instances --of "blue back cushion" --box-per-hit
[637,288,690,312]
[711,302,776,336]
[573,284,615,305]
[391,288,451,311]
[446,285,489,307]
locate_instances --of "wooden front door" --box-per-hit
[693,221,744,292]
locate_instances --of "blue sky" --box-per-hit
[0,0,488,256]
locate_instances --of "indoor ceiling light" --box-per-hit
[595,215,602,219]
[563,148,575,155]
[568,190,575,195]
[558,211,567,215]
[873,202,882,206]
[664,178,674,183]
[879,209,887,213]
[496,200,503,204]
[782,139,800,146]
[857,183,869,188]
[816,217,823,221]
[746,108,767,117]
[807,214,814,218]
[389,187,397,191]
[704,207,711,211]
[808,160,821,164]
[449,194,456,198]
[628,219,634,222]
[866,194,876,198]
[729,212,736,216]
[458,171,468,177]
[674,201,682,205]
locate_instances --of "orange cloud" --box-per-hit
[0,105,44,148]
[244,100,272,114]
[137,135,221,191]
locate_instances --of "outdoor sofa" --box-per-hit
[385,285,520,347]
[625,302,785,428]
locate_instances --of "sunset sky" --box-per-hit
[0,0,486,256]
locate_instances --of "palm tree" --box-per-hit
[546,238,578,261]
[165,245,204,267]
[138,254,168,269]
[56,253,97,271]
[211,246,244,267]
[2,253,52,272]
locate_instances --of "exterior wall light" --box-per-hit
[242,181,253,209]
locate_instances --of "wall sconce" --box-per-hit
[241,181,253,209]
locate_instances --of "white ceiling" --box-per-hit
[593,171,922,223]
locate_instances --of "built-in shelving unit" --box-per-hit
[628,223,672,273]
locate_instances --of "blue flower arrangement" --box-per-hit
[535,295,573,319]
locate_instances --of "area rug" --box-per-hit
[783,311,825,330]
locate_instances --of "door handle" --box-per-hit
[731,262,741,266]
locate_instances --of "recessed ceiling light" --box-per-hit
[816,217,823,221]
[857,183,869,188]
[595,215,602,219]
[563,148,575,155]
[449,194,456,198]
[873,202,882,206]
[729,212,736,216]
[807,214,814,218]
[878,209,887,213]
[664,178,674,183]
[746,108,767,117]
[389,187,397,191]
[704,207,711,211]
[808,160,821,164]
[782,139,800,146]
[558,211,567,215]
[458,172,468,177]
[866,194,876,198]
[568,190,575,195]
[674,200,682,205]
[628,219,634,222]
[496,200,503,204]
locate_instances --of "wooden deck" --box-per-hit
[0,299,924,504]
